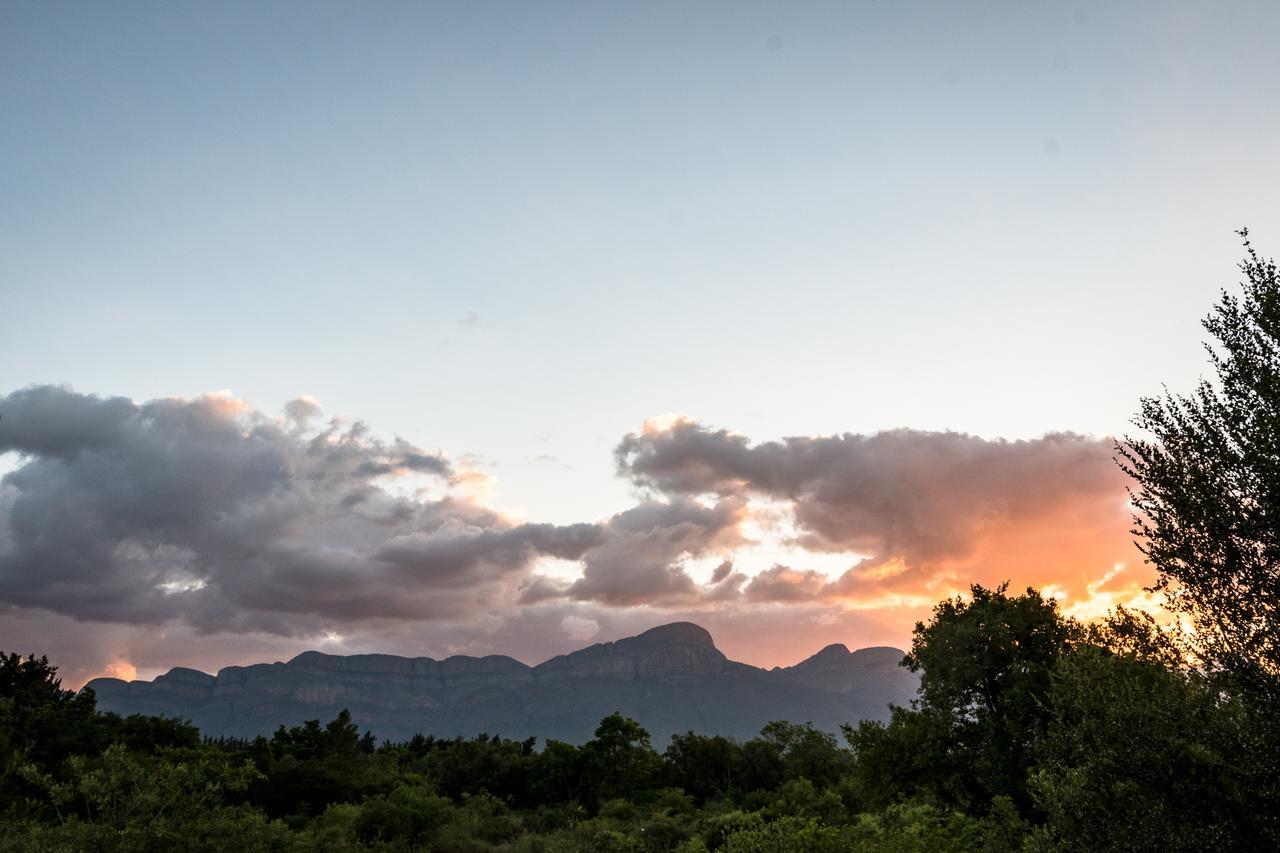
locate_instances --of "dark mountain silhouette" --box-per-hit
[84,622,918,744]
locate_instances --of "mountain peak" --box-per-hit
[635,622,715,648]
[532,621,728,682]
[791,642,852,668]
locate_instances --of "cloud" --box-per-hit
[0,386,591,635]
[709,559,734,584]
[377,523,604,587]
[0,388,1148,687]
[615,416,1137,605]
[283,395,324,431]
[518,575,574,604]
[744,564,831,602]
[567,497,748,606]
[560,615,600,642]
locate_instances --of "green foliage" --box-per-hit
[0,650,201,821]
[663,732,741,802]
[0,652,101,785]
[720,815,844,853]
[15,655,1031,852]
[248,710,396,821]
[843,706,968,810]
[1030,643,1271,850]
[1,579,1275,850]
[1116,230,1280,840]
[0,653,75,711]
[849,583,1076,813]
[415,731,536,805]
[1119,230,1280,708]
[581,713,661,804]
[1080,605,1186,671]
[848,798,1028,853]
[8,743,289,853]
[758,722,850,791]
[351,781,453,846]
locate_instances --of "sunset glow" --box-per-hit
[3,1,1277,690]
[0,386,1160,684]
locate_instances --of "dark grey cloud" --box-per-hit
[0,389,767,646]
[377,523,604,587]
[743,564,830,603]
[567,497,746,606]
[355,441,451,478]
[0,386,594,634]
[0,391,1134,687]
[518,575,573,605]
[615,418,1124,571]
[0,385,139,460]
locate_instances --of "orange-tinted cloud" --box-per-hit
[615,417,1151,620]
[568,497,748,605]
[102,660,138,681]
[0,389,1160,685]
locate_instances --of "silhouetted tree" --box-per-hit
[664,731,742,802]
[1120,230,1280,708]
[849,583,1075,814]
[758,721,849,790]
[1030,640,1264,851]
[581,712,661,804]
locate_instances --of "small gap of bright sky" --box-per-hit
[3,1,1279,524]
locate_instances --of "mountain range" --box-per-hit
[84,622,918,745]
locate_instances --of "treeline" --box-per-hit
[2,583,1277,851]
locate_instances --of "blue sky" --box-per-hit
[2,2,1280,679]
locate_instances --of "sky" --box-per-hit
[2,1,1279,687]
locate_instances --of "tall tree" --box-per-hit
[905,583,1075,812]
[1030,640,1266,850]
[581,713,660,803]
[1119,230,1280,707]
[846,583,1076,814]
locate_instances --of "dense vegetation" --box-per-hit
[3,238,1279,851]
[2,583,1277,851]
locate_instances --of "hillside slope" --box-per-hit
[85,622,918,743]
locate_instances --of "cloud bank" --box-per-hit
[615,416,1138,607]
[0,387,1147,685]
[0,386,604,635]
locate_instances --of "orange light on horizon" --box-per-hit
[101,660,138,682]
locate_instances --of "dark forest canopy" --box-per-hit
[2,583,1277,851]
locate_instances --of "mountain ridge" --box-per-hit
[84,622,917,744]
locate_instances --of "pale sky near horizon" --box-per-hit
[2,2,1280,683]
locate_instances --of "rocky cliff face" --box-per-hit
[533,623,741,681]
[776,644,915,695]
[85,623,918,744]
